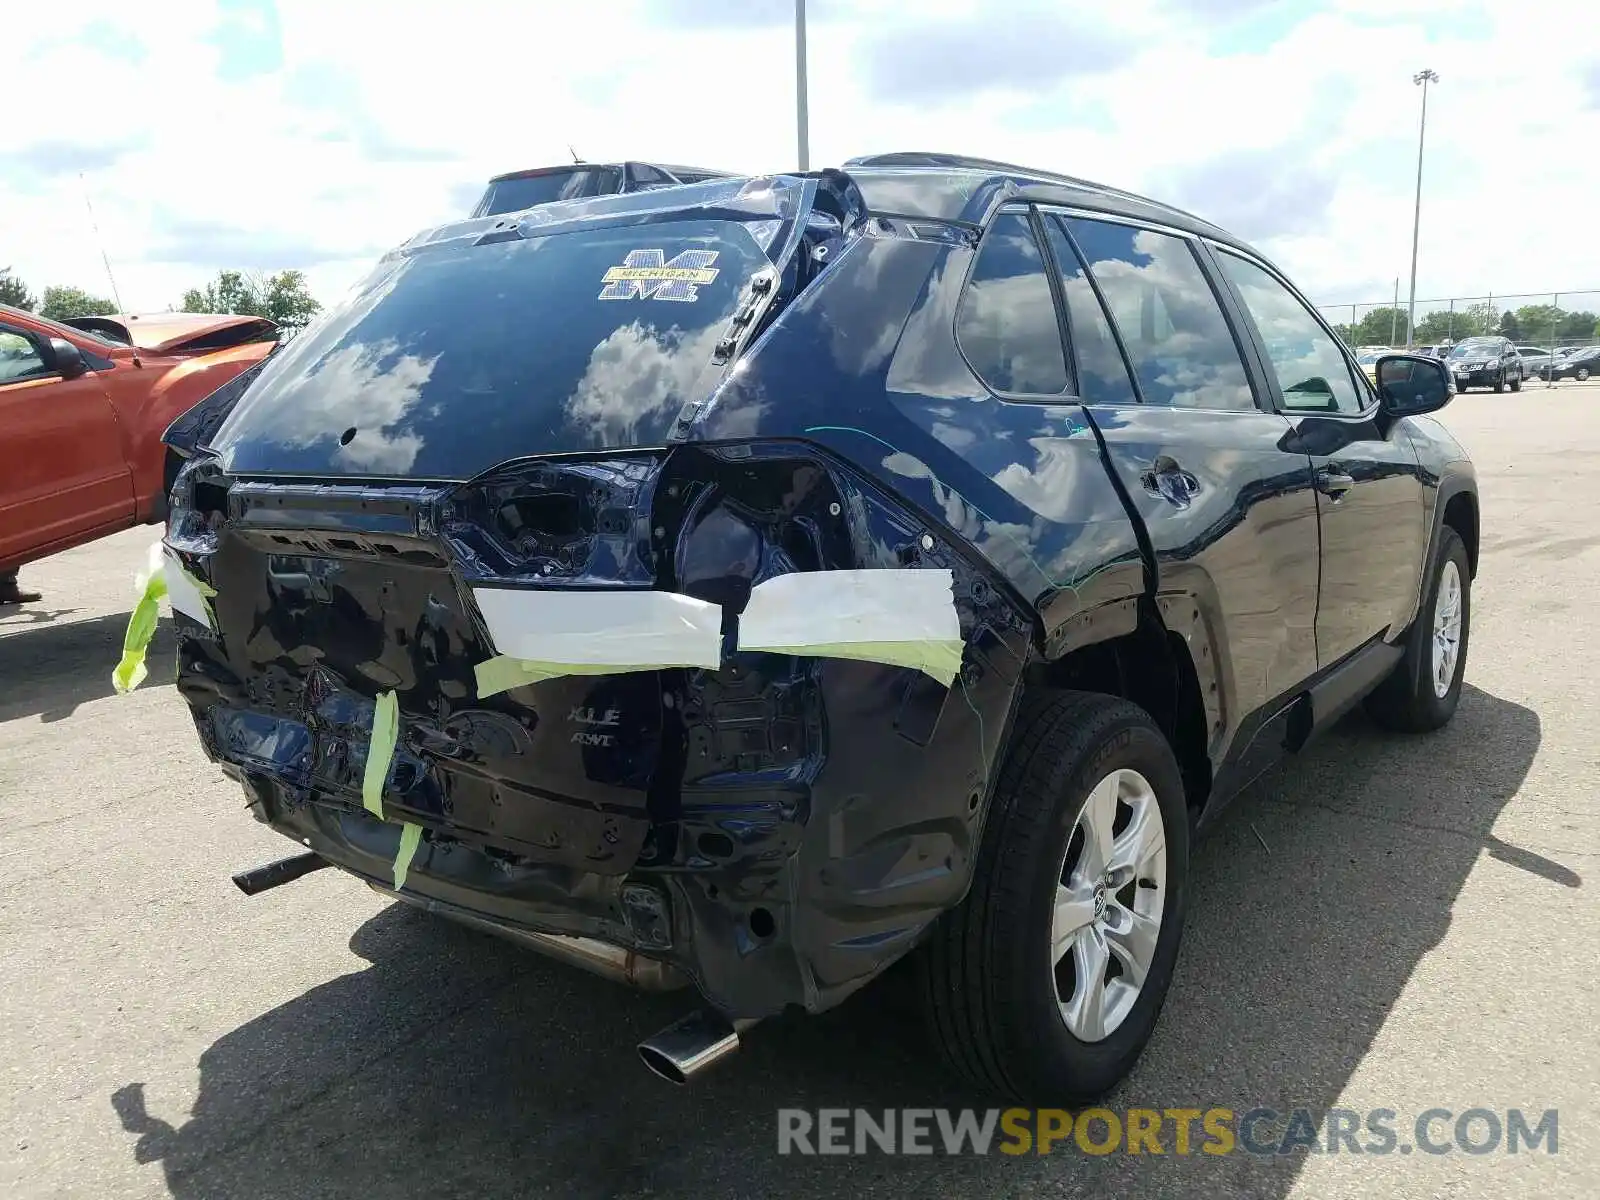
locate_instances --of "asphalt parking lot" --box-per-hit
[3,383,1598,1199]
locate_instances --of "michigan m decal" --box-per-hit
[599,249,721,302]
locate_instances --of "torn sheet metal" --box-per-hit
[471,587,721,698]
[737,568,965,687]
[164,550,217,629]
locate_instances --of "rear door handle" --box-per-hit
[1140,455,1200,509]
[1315,467,1355,498]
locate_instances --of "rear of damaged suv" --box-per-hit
[162,173,1037,1059]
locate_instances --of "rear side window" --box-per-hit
[956,212,1068,396]
[1065,217,1256,411]
[1041,217,1139,406]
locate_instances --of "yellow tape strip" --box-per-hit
[112,569,169,695]
[392,822,423,890]
[362,690,399,820]
[751,640,966,688]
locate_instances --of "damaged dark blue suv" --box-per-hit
[156,152,1478,1103]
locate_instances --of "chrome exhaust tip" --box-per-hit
[637,1010,752,1084]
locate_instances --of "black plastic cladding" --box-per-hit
[168,444,1030,1018]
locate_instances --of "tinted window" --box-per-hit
[628,164,670,186]
[472,167,625,217]
[1065,218,1255,411]
[956,212,1068,395]
[1216,251,1365,415]
[1041,217,1138,405]
[212,218,772,480]
[0,329,48,384]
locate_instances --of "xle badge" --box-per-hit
[599,249,720,302]
[569,704,621,747]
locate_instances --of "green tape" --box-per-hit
[753,640,965,687]
[475,655,682,700]
[362,690,400,820]
[392,822,423,890]
[112,568,169,694]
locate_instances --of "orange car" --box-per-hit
[0,305,277,587]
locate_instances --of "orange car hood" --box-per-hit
[95,312,279,354]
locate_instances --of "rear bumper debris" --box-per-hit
[164,443,1030,1018]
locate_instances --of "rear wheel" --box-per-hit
[918,691,1189,1102]
[1366,526,1470,732]
[1579,367,1591,382]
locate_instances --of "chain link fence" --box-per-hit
[1316,290,1600,355]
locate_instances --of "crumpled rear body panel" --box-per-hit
[163,170,1144,1018]
[168,441,1029,1017]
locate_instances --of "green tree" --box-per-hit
[1414,310,1459,342]
[1497,310,1522,340]
[180,268,321,335]
[1461,302,1497,335]
[40,285,115,321]
[0,267,35,311]
[1560,311,1598,341]
[1513,304,1565,342]
[1351,307,1409,346]
[259,270,321,334]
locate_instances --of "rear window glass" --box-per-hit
[212,220,768,480]
[472,168,624,217]
[956,212,1068,395]
[1066,217,1256,411]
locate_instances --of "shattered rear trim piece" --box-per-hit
[738,568,965,686]
[471,586,722,698]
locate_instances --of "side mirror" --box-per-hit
[48,338,88,380]
[1375,353,1452,417]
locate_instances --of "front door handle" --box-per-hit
[1140,455,1201,509]
[1315,466,1355,498]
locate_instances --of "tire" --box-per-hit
[1579,367,1591,382]
[1510,370,1522,392]
[1493,371,1505,394]
[1366,526,1470,732]
[918,690,1190,1103]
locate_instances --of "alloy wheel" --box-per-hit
[1432,559,1463,698]
[1051,768,1166,1042]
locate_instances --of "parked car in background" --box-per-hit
[158,152,1478,1104]
[1541,345,1600,381]
[1514,346,1557,376]
[0,305,277,581]
[1356,349,1382,382]
[469,161,735,218]
[1445,336,1522,392]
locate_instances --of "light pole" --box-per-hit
[1405,69,1438,349]
[795,0,810,171]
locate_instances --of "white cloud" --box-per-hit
[3,0,1597,319]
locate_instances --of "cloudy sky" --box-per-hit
[6,0,1598,318]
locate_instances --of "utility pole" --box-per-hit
[795,0,810,171]
[1391,278,1400,346]
[1406,69,1439,349]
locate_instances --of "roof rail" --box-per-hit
[843,151,1211,229]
